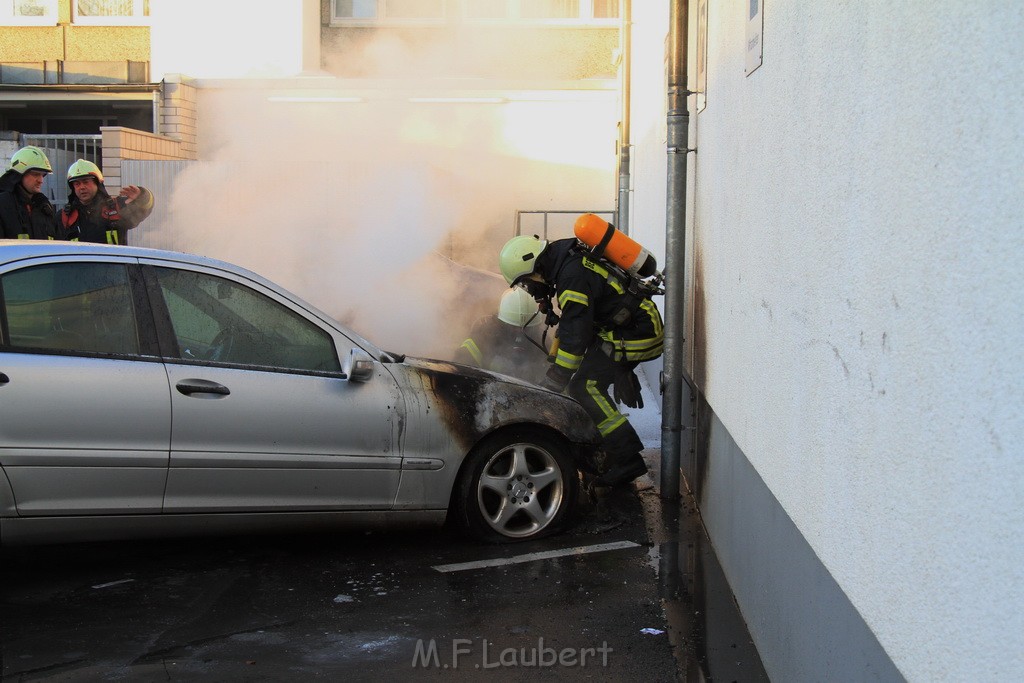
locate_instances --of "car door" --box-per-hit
[142,261,404,512]
[0,257,171,516]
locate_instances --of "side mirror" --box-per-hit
[343,348,375,383]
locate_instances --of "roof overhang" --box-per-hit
[0,84,160,106]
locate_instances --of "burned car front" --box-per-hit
[367,354,601,543]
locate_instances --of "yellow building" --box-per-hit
[1,1,619,135]
[0,0,152,133]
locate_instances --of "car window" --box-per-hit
[0,262,141,356]
[152,267,341,373]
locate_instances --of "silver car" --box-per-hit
[0,241,599,545]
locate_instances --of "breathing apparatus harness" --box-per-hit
[516,238,665,359]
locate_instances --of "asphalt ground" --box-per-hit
[0,442,767,682]
[1,474,677,681]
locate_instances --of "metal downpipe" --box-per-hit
[152,89,160,134]
[616,0,632,234]
[660,0,689,500]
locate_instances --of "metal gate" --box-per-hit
[20,134,102,211]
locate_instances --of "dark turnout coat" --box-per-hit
[0,170,58,240]
[537,238,663,374]
[61,182,155,244]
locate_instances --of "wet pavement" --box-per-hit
[0,448,767,682]
[635,449,770,683]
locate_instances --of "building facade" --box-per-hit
[626,2,1024,681]
[0,0,152,133]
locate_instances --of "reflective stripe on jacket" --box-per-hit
[543,240,663,370]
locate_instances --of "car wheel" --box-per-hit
[454,428,579,543]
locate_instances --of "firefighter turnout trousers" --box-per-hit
[566,341,645,461]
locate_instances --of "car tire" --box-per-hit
[454,428,579,543]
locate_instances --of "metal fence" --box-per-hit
[20,133,102,210]
[513,209,617,242]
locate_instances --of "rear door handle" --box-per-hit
[176,379,230,396]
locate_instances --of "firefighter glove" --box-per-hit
[539,364,573,393]
[613,368,644,409]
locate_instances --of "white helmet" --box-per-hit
[498,288,542,327]
[499,235,548,285]
[66,158,104,185]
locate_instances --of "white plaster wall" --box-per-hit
[627,4,673,382]
[631,2,1023,680]
[626,2,669,266]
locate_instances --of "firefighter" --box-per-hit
[0,146,59,240]
[455,287,551,384]
[61,159,155,244]
[499,234,664,487]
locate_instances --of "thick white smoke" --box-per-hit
[148,48,616,359]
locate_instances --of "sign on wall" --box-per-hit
[746,0,764,76]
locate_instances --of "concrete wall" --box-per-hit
[0,136,22,169]
[628,2,1024,681]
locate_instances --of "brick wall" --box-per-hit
[99,75,198,193]
[99,127,184,193]
[159,75,198,158]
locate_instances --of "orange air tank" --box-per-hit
[573,213,658,278]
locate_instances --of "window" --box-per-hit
[0,0,57,25]
[153,268,340,373]
[1,262,141,356]
[73,0,149,25]
[592,0,616,19]
[462,0,617,21]
[334,0,445,21]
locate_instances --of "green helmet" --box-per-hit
[9,146,52,175]
[66,159,103,185]
[499,235,548,285]
[498,287,542,327]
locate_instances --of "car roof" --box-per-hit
[0,240,274,288]
[0,239,235,271]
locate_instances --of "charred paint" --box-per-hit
[399,357,600,454]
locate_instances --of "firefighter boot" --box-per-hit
[596,451,648,487]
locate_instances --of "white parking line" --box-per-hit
[432,541,641,573]
[91,578,135,589]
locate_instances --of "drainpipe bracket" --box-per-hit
[668,87,698,98]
